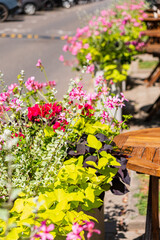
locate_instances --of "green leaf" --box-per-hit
[5,227,23,240]
[108,154,121,166]
[64,158,78,165]
[10,199,25,213]
[98,157,109,169]
[44,126,54,137]
[85,161,98,169]
[85,186,95,203]
[87,135,102,150]
[39,209,65,223]
[38,191,56,210]
[77,156,84,166]
[100,151,108,157]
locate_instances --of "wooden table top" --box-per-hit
[143,17,160,22]
[141,29,160,37]
[114,128,160,177]
[146,13,160,18]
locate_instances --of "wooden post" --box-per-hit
[145,176,159,240]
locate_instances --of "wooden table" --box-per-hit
[114,128,160,240]
[143,17,160,29]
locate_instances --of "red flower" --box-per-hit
[53,119,68,132]
[27,103,62,121]
[78,103,94,117]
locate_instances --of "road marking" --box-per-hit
[27,34,33,39]
[0,33,71,40]
[1,33,6,38]
[34,35,39,39]
[10,34,16,38]
[17,34,23,38]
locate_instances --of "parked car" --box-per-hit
[19,0,46,15]
[43,0,54,9]
[42,0,73,10]
[46,0,73,9]
[0,0,20,22]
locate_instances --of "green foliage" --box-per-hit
[0,138,119,239]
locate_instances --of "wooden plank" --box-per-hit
[143,17,160,22]
[127,158,160,176]
[130,147,145,158]
[153,148,160,164]
[147,68,160,86]
[141,30,160,37]
[113,134,128,149]
[141,147,157,162]
[124,136,160,148]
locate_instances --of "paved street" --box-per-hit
[0,0,113,98]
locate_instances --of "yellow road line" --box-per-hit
[17,34,23,38]
[27,34,32,39]
[1,33,6,37]
[0,33,67,40]
[34,35,38,39]
[10,34,16,38]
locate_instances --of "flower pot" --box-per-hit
[86,206,105,240]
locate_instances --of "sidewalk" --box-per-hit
[104,54,160,240]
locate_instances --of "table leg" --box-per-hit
[144,62,160,84]
[144,176,159,240]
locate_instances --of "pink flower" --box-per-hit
[86,65,94,74]
[86,92,97,105]
[101,10,107,16]
[94,31,99,36]
[95,75,104,86]
[48,81,56,87]
[63,44,69,52]
[25,77,46,91]
[0,92,10,103]
[7,83,18,94]
[31,221,54,240]
[69,85,86,101]
[83,221,101,239]
[59,55,64,62]
[66,223,83,240]
[101,111,110,124]
[133,22,140,27]
[36,59,43,68]
[120,92,128,102]
[83,43,89,49]
[9,98,23,112]
[109,80,113,85]
[86,53,92,61]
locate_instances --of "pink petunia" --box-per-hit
[86,65,94,74]
[86,53,92,61]
[36,59,42,68]
[59,55,64,62]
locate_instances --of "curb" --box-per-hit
[0,33,66,40]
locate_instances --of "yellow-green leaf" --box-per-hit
[87,135,102,150]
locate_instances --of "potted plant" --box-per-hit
[0,59,130,240]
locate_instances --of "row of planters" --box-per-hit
[0,1,147,239]
[60,0,147,87]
